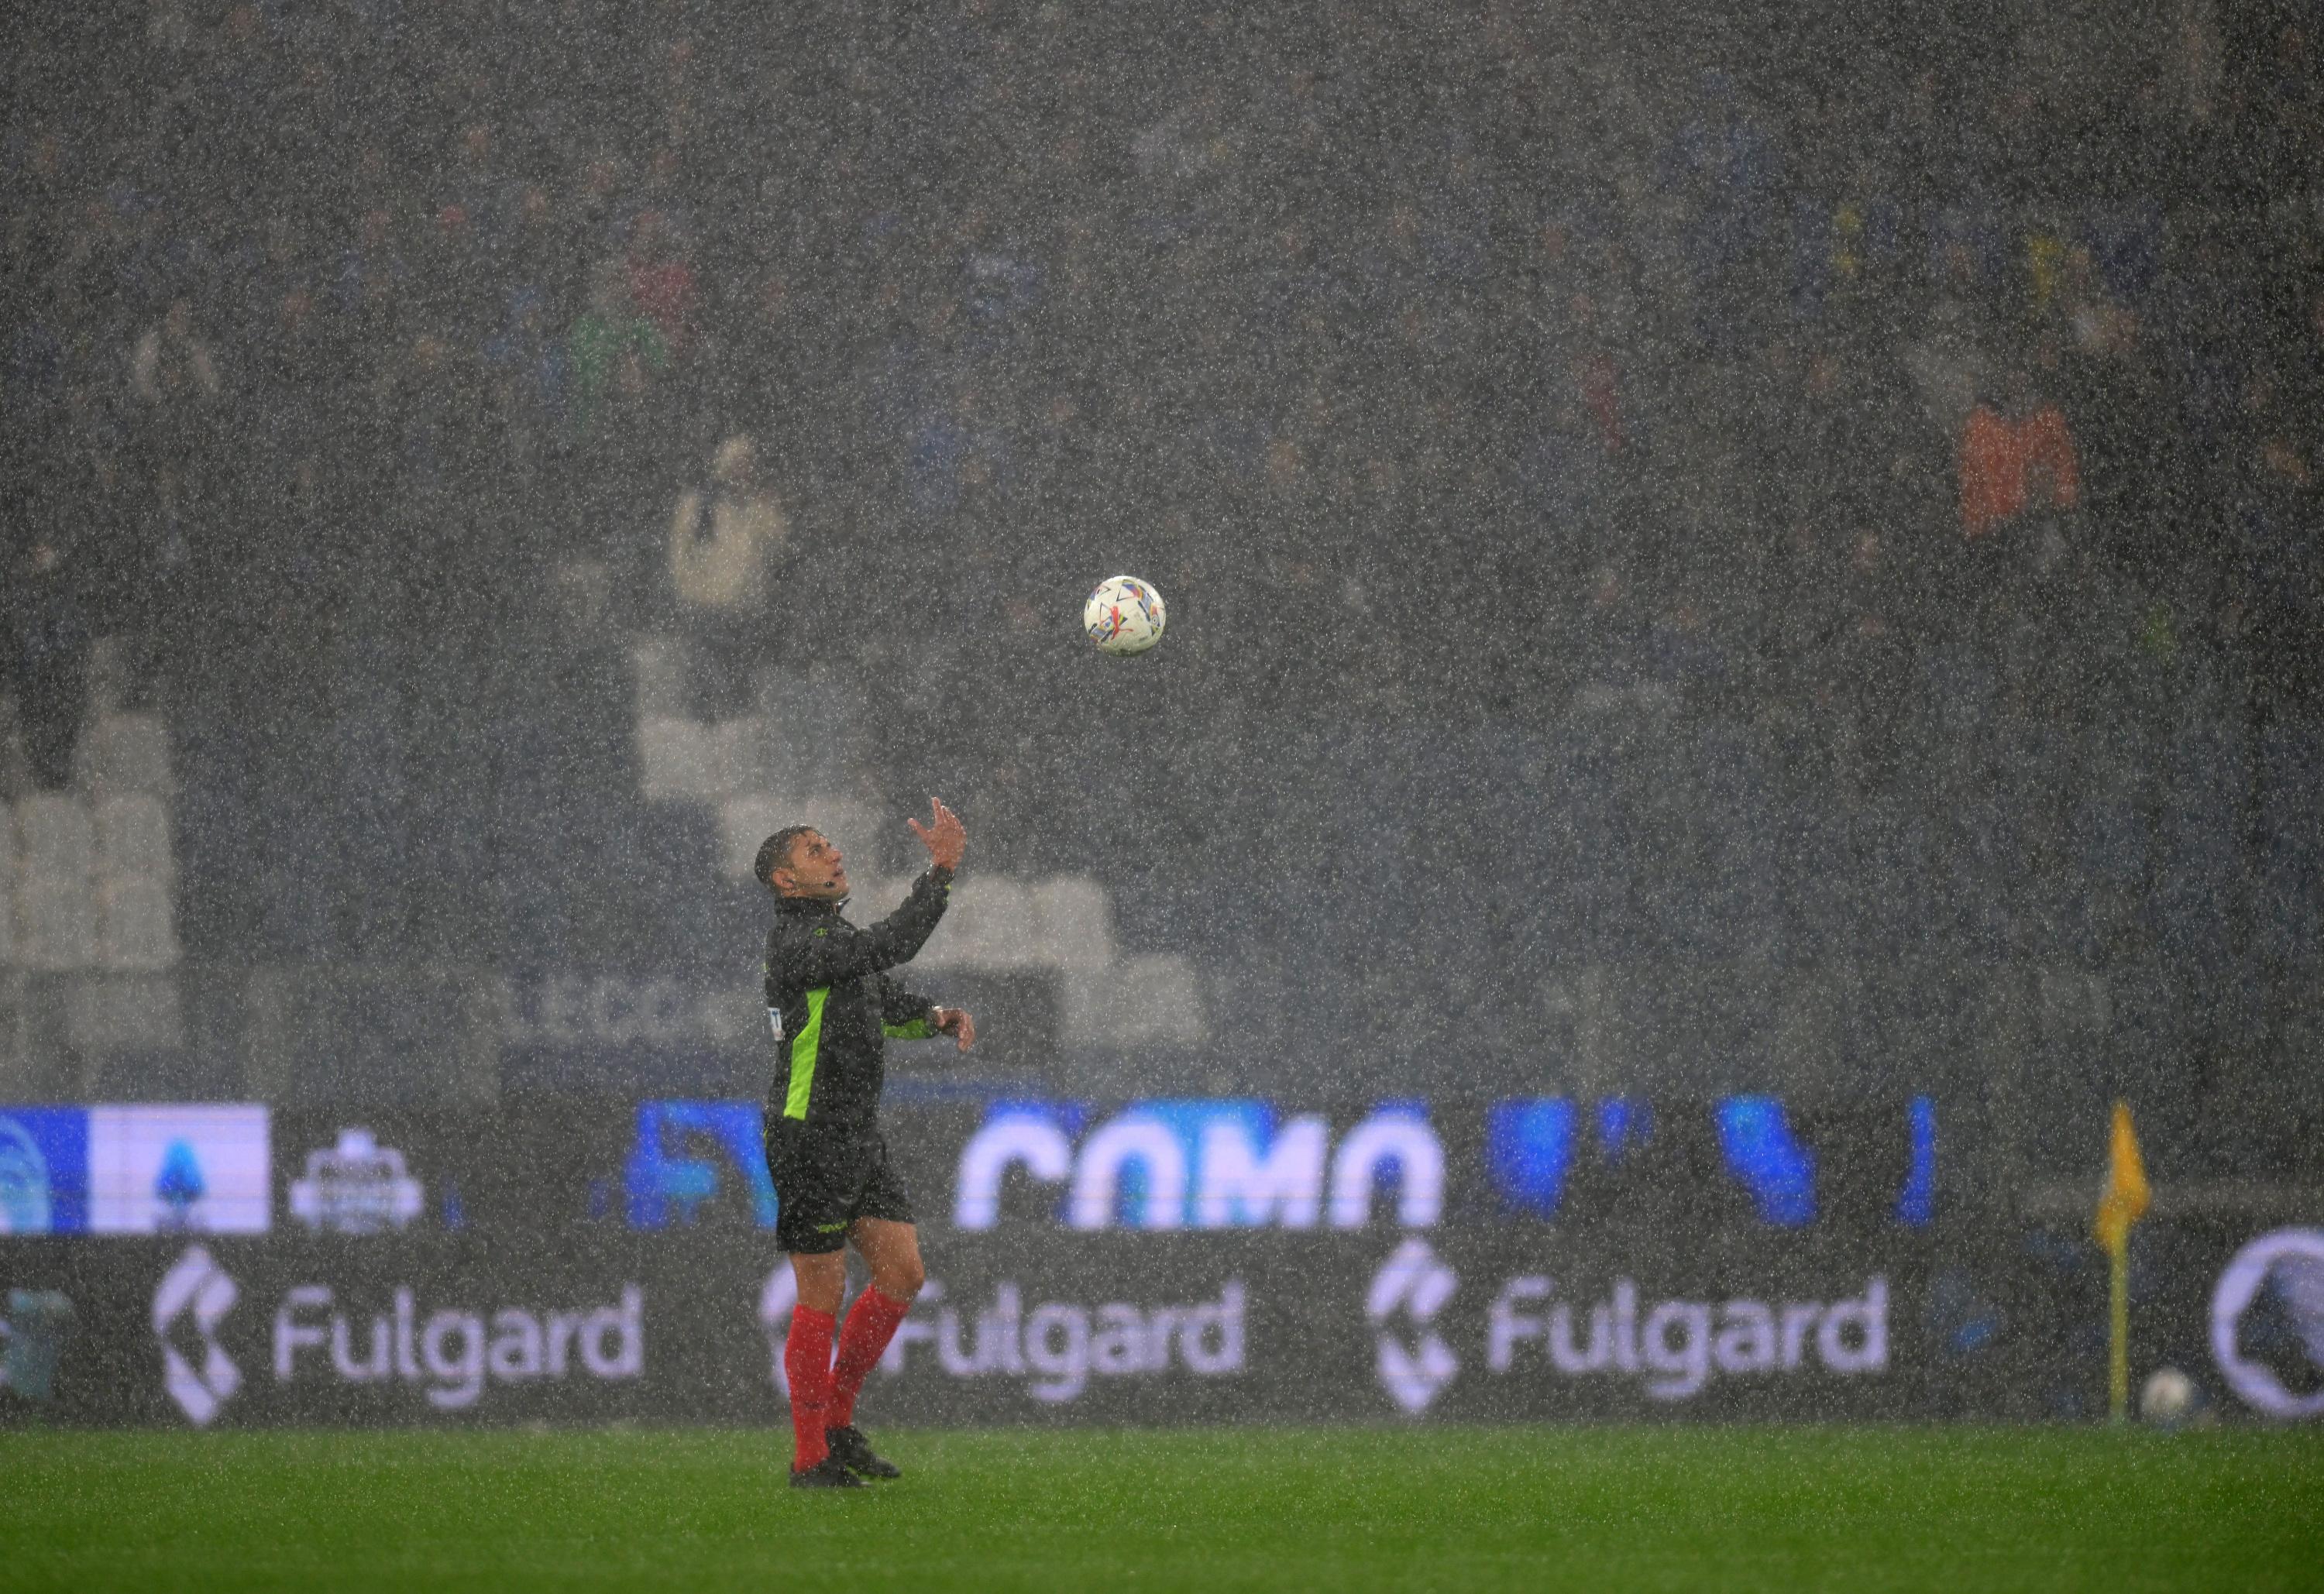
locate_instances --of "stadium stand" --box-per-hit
[0,2,2315,1187]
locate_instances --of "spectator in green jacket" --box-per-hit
[566,261,667,441]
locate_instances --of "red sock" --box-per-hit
[785,1305,837,1469]
[829,1287,912,1429]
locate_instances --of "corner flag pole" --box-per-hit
[2108,1234,2130,1424]
[2092,1101,2150,1426]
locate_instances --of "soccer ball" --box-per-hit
[1083,575,1167,657]
[2140,1366,2195,1426]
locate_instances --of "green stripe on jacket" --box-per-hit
[783,988,829,1120]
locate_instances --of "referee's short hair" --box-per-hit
[754,826,818,893]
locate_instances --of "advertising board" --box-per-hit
[4,1236,724,1428]
[0,1105,270,1236]
[5,1092,1959,1245]
[2,1228,1952,1429]
[2210,1228,2324,1420]
[608,1092,1948,1238]
[9,1098,2315,1429]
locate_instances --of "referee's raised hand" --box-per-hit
[907,797,966,871]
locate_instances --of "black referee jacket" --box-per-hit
[762,866,952,1142]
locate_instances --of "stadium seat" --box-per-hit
[96,881,180,970]
[757,666,865,794]
[637,716,720,800]
[266,968,456,1107]
[715,795,784,880]
[95,795,175,885]
[1061,953,1205,1046]
[921,878,1039,970]
[630,637,690,719]
[85,635,132,716]
[1030,876,1118,970]
[706,716,775,795]
[77,713,174,799]
[15,885,98,971]
[17,795,95,897]
[751,665,806,725]
[164,715,260,957]
[64,973,184,1053]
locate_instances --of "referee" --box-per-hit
[756,799,975,1489]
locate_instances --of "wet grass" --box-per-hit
[1,1424,2318,1592]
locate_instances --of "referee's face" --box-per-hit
[779,830,848,900]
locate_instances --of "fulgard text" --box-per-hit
[273,1284,645,1410]
[884,1279,1246,1403]
[1485,1275,1887,1400]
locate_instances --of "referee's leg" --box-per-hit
[821,1218,923,1474]
[782,1245,851,1482]
[849,1217,927,1302]
[789,1248,848,1314]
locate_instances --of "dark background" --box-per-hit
[1,1,2319,1202]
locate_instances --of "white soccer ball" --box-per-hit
[1083,575,1167,656]
[2141,1366,2195,1426]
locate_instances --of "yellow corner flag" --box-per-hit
[2093,1101,2150,1424]
[2093,1101,2150,1256]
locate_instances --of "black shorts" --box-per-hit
[767,1124,915,1255]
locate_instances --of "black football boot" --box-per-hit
[789,1455,867,1489]
[825,1424,901,1480]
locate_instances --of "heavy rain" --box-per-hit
[1,2,2319,1589]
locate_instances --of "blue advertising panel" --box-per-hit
[949,1098,1444,1232]
[1,1106,271,1236]
[1487,1094,1940,1230]
[0,1108,91,1235]
[88,1106,271,1235]
[622,1101,780,1231]
[9,1096,1956,1244]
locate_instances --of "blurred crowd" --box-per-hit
[1,2,2318,967]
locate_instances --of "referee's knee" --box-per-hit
[878,1255,927,1300]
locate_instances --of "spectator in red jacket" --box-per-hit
[1959,368,2080,538]
[624,210,695,355]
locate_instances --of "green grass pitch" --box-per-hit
[2,1426,2319,1592]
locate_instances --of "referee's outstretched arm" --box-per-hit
[772,799,968,988]
[783,868,953,986]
